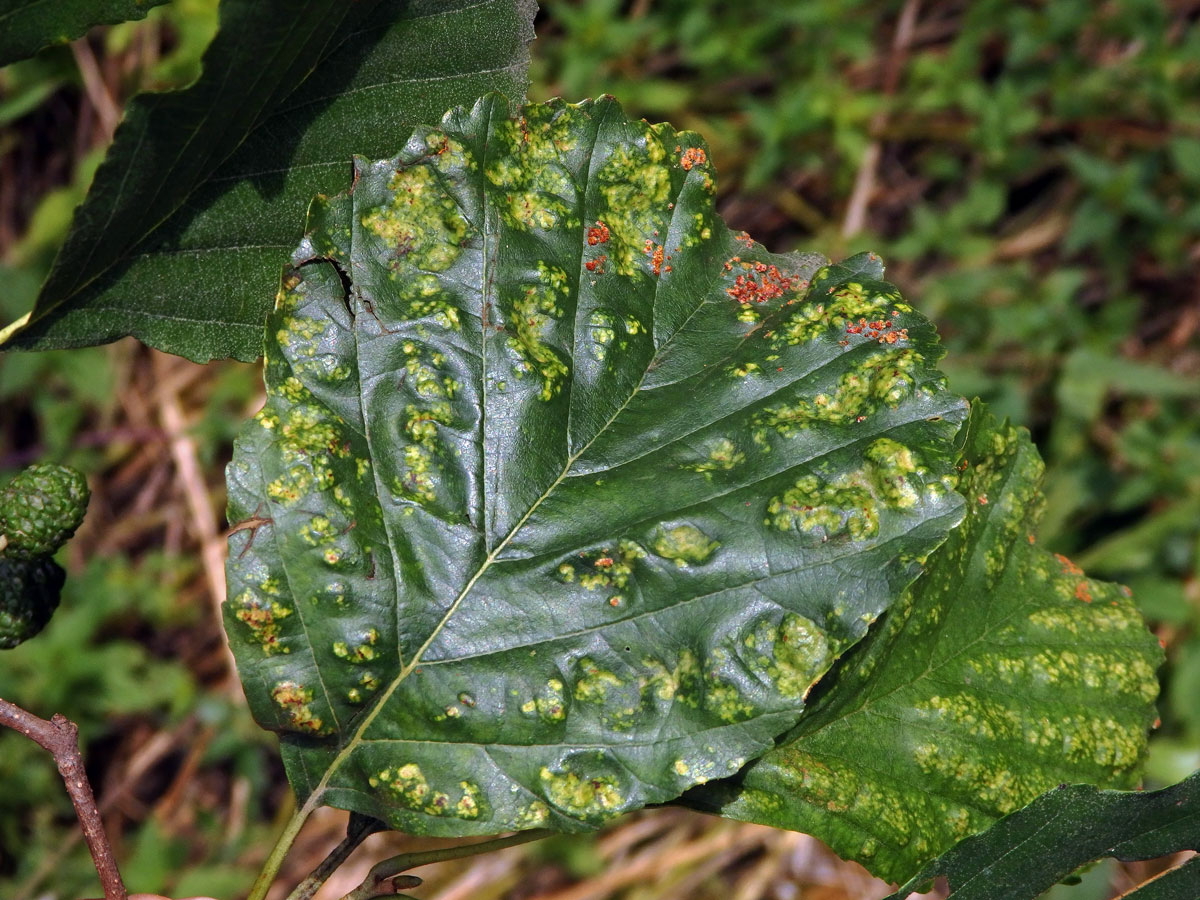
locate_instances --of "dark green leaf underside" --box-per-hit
[224,96,967,836]
[3,0,536,362]
[690,404,1162,883]
[886,771,1200,900]
[0,0,168,67]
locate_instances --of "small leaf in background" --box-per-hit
[225,95,967,836]
[0,0,169,67]
[2,0,537,363]
[886,771,1200,900]
[690,403,1162,884]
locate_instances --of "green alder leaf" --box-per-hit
[1,0,536,363]
[885,771,1200,900]
[0,0,169,67]
[688,403,1163,883]
[224,95,968,836]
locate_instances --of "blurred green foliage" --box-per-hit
[1,0,1198,896]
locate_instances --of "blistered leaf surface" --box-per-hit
[691,404,1162,882]
[225,96,967,835]
[3,0,536,362]
[886,772,1200,900]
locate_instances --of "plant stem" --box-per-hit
[285,815,385,900]
[0,696,127,900]
[341,829,555,900]
[246,791,322,900]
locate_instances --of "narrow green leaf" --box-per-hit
[224,96,967,836]
[2,0,537,363]
[689,403,1163,883]
[0,0,169,67]
[885,771,1200,900]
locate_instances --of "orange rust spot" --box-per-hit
[1159,637,1167,649]
[725,264,794,305]
[1153,717,1162,729]
[587,222,610,245]
[609,596,621,607]
[680,147,708,170]
[645,240,664,276]
[1055,553,1084,577]
[1027,534,1036,544]
[1075,581,1093,603]
[845,316,908,345]
[594,557,614,569]
[978,495,988,505]
[585,254,607,273]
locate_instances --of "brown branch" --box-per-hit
[0,696,128,900]
[841,0,921,238]
[285,815,385,900]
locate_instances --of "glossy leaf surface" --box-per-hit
[886,771,1200,900]
[691,404,1162,882]
[2,0,536,362]
[0,0,169,66]
[225,96,967,835]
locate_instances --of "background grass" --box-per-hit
[0,2,1198,898]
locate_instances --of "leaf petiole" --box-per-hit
[246,790,321,900]
[340,829,556,900]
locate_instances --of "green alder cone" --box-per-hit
[0,463,90,560]
[0,556,65,649]
[225,95,968,837]
[688,404,1163,884]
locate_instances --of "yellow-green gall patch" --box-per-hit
[332,628,379,664]
[767,473,879,541]
[639,650,701,706]
[505,279,569,401]
[684,438,746,477]
[864,438,922,509]
[393,401,454,505]
[744,614,832,699]
[703,674,756,723]
[233,591,292,655]
[486,107,577,230]
[560,540,646,592]
[521,678,568,722]
[754,347,924,438]
[596,135,673,276]
[772,280,906,348]
[588,309,617,361]
[363,162,473,273]
[574,658,623,704]
[371,763,484,821]
[539,765,626,822]
[271,681,327,734]
[767,440,931,541]
[652,524,719,566]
